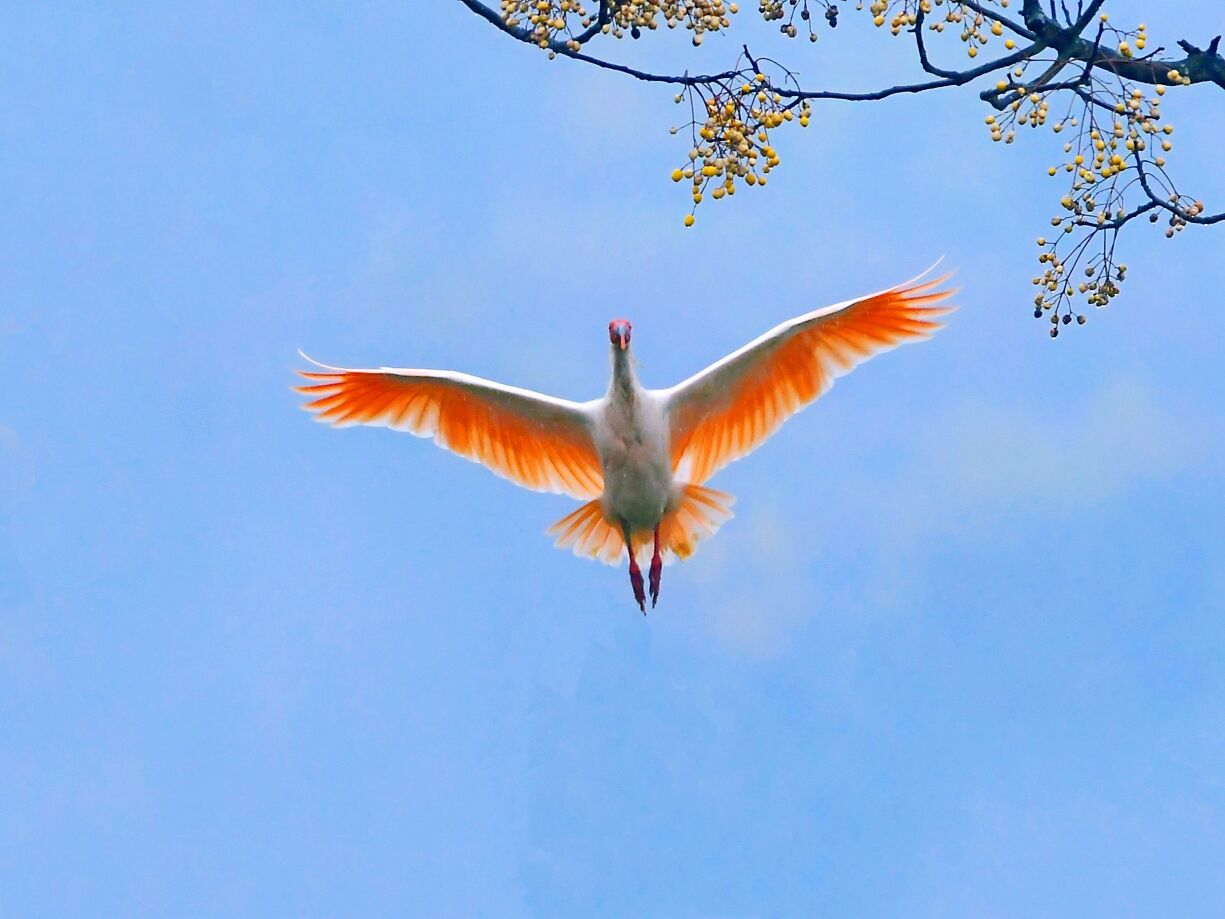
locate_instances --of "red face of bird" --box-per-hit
[608,319,632,351]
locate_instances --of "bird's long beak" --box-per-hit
[619,332,628,351]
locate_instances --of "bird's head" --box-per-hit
[608,318,632,351]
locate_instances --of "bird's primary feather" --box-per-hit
[662,273,955,484]
[295,354,603,500]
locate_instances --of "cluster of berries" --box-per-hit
[670,74,811,226]
[866,0,1017,56]
[499,0,739,52]
[981,15,1204,333]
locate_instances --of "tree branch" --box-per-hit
[461,0,1225,97]
[1021,0,1225,87]
[456,0,745,83]
[459,0,1225,332]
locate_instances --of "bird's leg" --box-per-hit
[649,525,662,609]
[622,524,646,614]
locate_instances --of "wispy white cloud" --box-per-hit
[687,509,825,660]
[0,425,46,690]
[0,424,35,509]
[886,377,1217,537]
[687,377,1220,658]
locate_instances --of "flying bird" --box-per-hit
[296,270,954,613]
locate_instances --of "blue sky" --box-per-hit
[2,2,1223,915]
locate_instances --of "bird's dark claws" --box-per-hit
[630,567,646,613]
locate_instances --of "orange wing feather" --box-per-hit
[296,361,604,500]
[666,274,955,484]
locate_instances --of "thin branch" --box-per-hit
[1135,155,1225,225]
[783,41,1046,103]
[913,5,961,81]
[1073,199,1158,230]
[461,0,1225,96]
[572,1,610,44]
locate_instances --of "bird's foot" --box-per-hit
[648,554,662,609]
[629,567,646,614]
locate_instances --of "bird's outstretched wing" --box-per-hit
[295,354,603,499]
[662,270,955,485]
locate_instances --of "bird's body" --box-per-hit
[595,350,674,533]
[297,270,954,612]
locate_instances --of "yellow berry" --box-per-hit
[684,214,695,227]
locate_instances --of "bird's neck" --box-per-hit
[609,346,638,403]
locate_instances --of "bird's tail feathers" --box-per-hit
[657,483,735,562]
[547,484,735,566]
[547,500,624,566]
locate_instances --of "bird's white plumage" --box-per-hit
[591,364,675,533]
